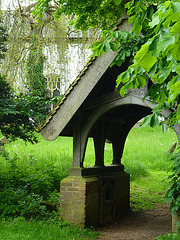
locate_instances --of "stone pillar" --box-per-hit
[60,176,99,228]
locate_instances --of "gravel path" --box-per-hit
[98,205,172,240]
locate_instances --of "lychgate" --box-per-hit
[40,16,180,228]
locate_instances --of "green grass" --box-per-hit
[130,171,170,211]
[0,217,100,240]
[122,126,176,172]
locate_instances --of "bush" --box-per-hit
[0,149,61,220]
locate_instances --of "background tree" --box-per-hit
[0,14,49,143]
[0,1,95,92]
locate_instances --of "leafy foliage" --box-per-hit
[0,149,61,220]
[33,0,125,31]
[0,76,50,143]
[92,0,180,126]
[166,150,180,215]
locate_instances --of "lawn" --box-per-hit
[0,125,179,239]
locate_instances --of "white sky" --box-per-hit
[1,0,36,10]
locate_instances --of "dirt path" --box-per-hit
[98,205,172,240]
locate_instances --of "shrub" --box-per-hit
[0,149,61,220]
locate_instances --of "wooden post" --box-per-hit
[73,117,84,168]
[93,120,105,167]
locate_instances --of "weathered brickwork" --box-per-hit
[60,170,130,228]
[60,176,99,227]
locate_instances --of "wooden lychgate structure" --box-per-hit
[40,16,180,227]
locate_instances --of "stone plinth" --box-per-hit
[60,167,130,228]
[60,176,99,228]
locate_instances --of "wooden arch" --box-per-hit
[70,94,151,175]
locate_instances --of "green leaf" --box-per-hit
[159,91,167,104]
[114,0,122,5]
[169,80,180,102]
[134,21,142,34]
[170,21,180,37]
[103,42,111,53]
[140,115,152,128]
[175,65,180,75]
[149,35,159,52]
[158,66,170,83]
[128,15,136,25]
[137,76,146,88]
[166,43,180,60]
[149,11,160,28]
[172,2,180,13]
[135,44,149,63]
[150,113,159,128]
[149,62,158,78]
[140,52,157,72]
[120,85,125,97]
[157,32,175,52]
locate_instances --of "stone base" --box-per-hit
[60,176,99,228]
[60,168,130,228]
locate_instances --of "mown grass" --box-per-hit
[0,125,178,239]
